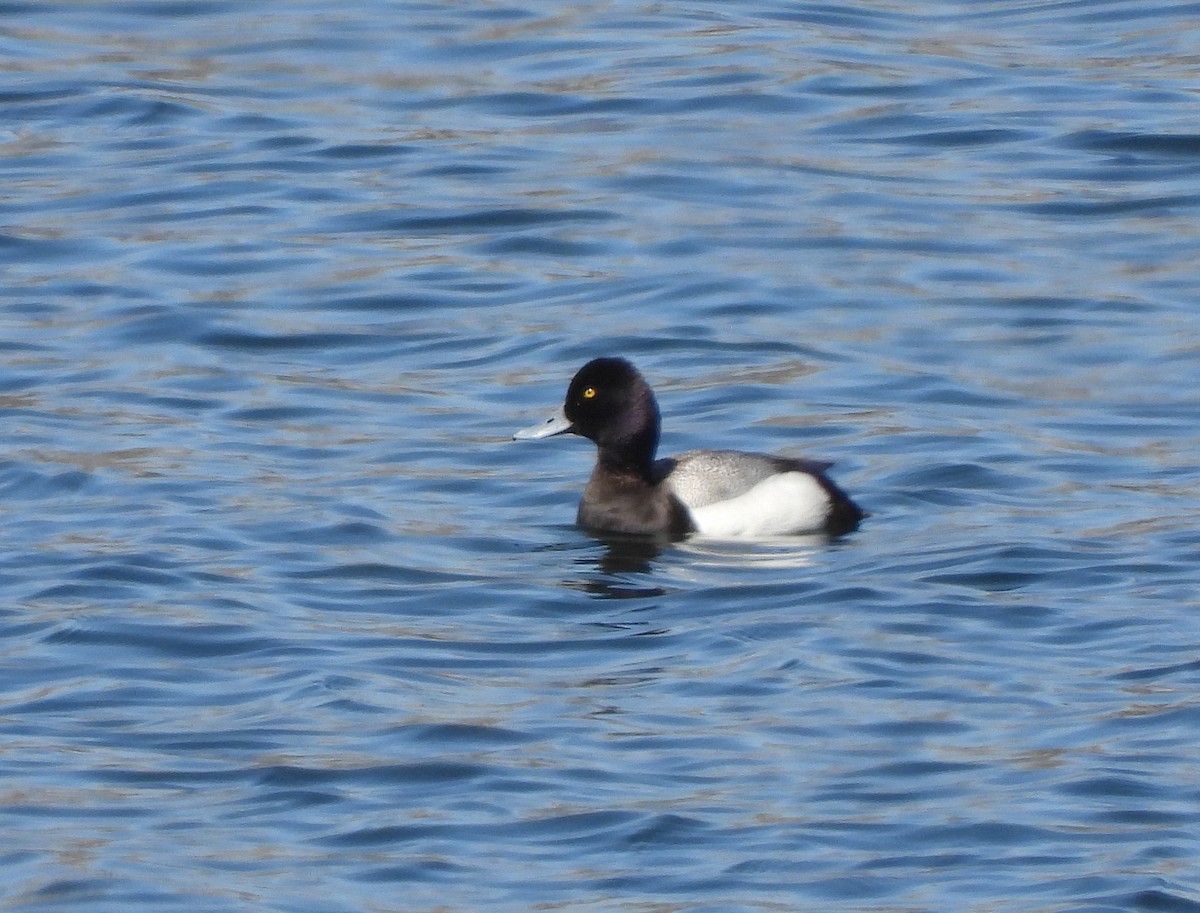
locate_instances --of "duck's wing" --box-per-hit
[659,450,805,510]
[658,450,862,537]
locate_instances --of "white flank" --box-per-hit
[686,472,831,538]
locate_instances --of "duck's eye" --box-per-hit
[582,387,597,399]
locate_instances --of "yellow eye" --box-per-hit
[582,387,597,399]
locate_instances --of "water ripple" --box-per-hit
[2,2,1200,912]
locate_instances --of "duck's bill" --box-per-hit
[513,409,573,440]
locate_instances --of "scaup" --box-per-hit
[514,357,864,538]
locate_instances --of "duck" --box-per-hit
[514,357,863,538]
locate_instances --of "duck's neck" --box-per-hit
[596,426,658,480]
[594,386,661,480]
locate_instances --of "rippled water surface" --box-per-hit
[3,2,1200,911]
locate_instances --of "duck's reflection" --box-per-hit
[564,528,844,599]
[563,529,674,599]
[569,528,844,597]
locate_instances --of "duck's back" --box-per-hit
[657,450,826,507]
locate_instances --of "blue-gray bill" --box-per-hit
[513,409,572,440]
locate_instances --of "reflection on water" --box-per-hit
[575,530,672,586]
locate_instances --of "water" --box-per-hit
[3,2,1199,911]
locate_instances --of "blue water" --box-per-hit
[3,2,1199,911]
